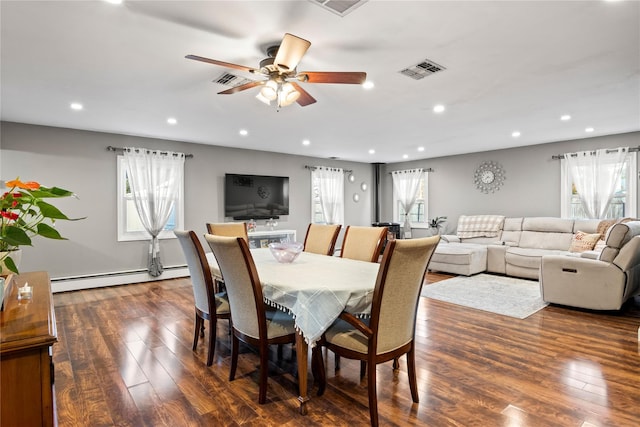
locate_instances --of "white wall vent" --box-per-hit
[399,59,446,80]
[213,72,254,87]
[310,0,368,17]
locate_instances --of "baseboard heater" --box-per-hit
[51,264,189,293]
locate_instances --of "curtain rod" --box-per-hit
[304,165,353,173]
[551,146,639,160]
[389,168,434,173]
[107,146,194,158]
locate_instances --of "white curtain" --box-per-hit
[123,147,185,277]
[564,147,629,219]
[392,168,424,238]
[312,167,344,224]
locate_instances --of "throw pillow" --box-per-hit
[569,231,601,253]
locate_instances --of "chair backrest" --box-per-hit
[369,235,440,355]
[340,226,387,262]
[205,234,265,340]
[303,223,342,255]
[206,222,249,243]
[174,230,216,316]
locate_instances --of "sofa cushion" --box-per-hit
[600,221,640,262]
[522,217,574,233]
[569,231,601,253]
[505,247,567,269]
[519,231,573,250]
[431,243,487,266]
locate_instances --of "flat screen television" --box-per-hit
[224,173,290,220]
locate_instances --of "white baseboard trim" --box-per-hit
[51,267,189,293]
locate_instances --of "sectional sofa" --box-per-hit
[429,215,640,309]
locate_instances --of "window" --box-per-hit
[116,155,184,241]
[393,173,428,225]
[561,151,637,219]
[310,167,344,224]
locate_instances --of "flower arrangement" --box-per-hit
[1,178,83,274]
[428,216,447,229]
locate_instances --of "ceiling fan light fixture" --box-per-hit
[260,80,278,101]
[278,82,300,107]
[255,92,271,105]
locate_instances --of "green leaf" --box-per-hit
[36,200,70,220]
[2,256,19,274]
[30,186,74,198]
[2,226,32,246]
[37,223,66,240]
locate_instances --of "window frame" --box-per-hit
[116,155,184,242]
[560,151,637,219]
[393,172,429,227]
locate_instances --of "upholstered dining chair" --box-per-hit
[312,235,440,427]
[340,225,388,262]
[174,230,231,367]
[206,222,249,242]
[205,234,297,404]
[303,223,342,255]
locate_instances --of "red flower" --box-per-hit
[1,211,19,221]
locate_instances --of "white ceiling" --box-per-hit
[1,1,639,163]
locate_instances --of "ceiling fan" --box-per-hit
[186,33,367,108]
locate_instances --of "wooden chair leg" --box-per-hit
[367,359,379,427]
[335,353,341,371]
[258,344,269,404]
[312,346,326,396]
[193,313,202,351]
[229,334,239,381]
[200,322,205,338]
[206,317,217,367]
[392,357,400,370]
[360,361,367,379]
[407,347,419,403]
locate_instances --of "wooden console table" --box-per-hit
[1,271,57,426]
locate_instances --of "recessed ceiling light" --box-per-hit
[239,129,248,136]
[560,114,571,121]
[402,154,409,159]
[167,117,177,125]
[362,81,374,90]
[70,102,83,111]
[512,131,521,138]
[368,149,375,155]
[417,146,425,152]
[433,104,445,113]
[104,0,123,4]
[302,139,310,146]
[585,127,595,133]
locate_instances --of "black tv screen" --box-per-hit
[224,173,290,220]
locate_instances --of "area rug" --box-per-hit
[421,274,548,319]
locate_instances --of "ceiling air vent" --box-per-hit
[213,72,255,87]
[310,0,368,17]
[399,59,446,80]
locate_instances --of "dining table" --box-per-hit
[206,247,381,414]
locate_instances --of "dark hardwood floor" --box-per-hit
[52,273,640,426]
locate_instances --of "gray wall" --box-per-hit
[2,121,637,278]
[379,131,639,235]
[0,121,373,278]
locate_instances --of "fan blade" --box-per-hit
[290,82,317,106]
[298,71,367,84]
[274,33,311,72]
[218,81,264,95]
[185,55,259,74]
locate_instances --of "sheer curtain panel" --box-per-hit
[392,169,424,238]
[123,147,185,276]
[564,147,629,219]
[312,167,345,225]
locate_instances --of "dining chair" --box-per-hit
[340,225,388,262]
[206,222,249,243]
[205,234,297,404]
[174,230,231,367]
[303,223,342,255]
[312,235,441,427]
